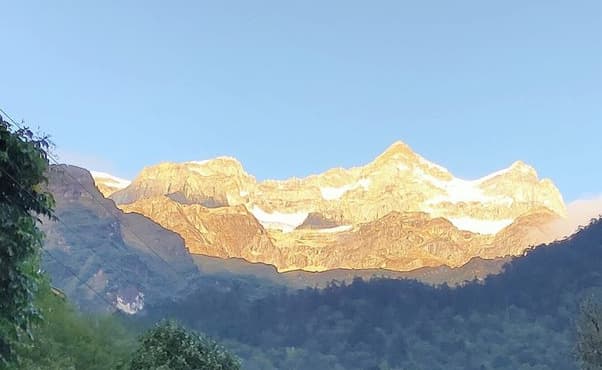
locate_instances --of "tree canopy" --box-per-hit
[128,320,240,370]
[577,296,602,370]
[0,115,54,364]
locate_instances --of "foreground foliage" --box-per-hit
[12,284,240,370]
[14,282,135,370]
[0,115,134,369]
[0,116,54,364]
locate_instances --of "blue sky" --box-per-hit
[1,1,600,201]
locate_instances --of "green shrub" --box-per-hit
[128,320,240,370]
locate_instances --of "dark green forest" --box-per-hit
[138,218,602,370]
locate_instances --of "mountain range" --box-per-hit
[42,164,513,313]
[40,159,602,368]
[93,141,568,273]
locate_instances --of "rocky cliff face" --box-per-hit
[120,196,286,268]
[93,141,567,272]
[43,165,200,313]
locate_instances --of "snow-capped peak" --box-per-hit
[90,171,131,189]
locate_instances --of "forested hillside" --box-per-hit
[140,218,602,370]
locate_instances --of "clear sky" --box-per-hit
[1,1,600,201]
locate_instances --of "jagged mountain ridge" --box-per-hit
[109,142,566,228]
[96,141,567,272]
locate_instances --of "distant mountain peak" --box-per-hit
[370,141,451,180]
[374,141,418,163]
[509,160,537,175]
[383,140,414,155]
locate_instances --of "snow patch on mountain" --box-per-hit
[115,292,144,315]
[187,159,210,166]
[250,206,308,232]
[475,167,514,183]
[90,171,131,189]
[186,156,238,165]
[316,225,353,233]
[414,168,514,205]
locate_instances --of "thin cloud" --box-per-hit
[566,195,602,227]
[546,195,602,241]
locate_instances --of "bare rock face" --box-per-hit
[270,212,486,272]
[94,141,567,272]
[120,196,285,268]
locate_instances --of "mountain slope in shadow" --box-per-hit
[42,165,200,312]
